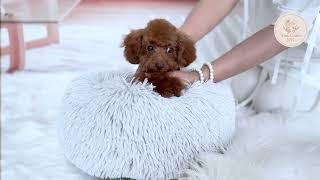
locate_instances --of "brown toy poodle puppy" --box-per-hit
[122,19,196,97]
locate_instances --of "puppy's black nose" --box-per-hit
[156,63,164,70]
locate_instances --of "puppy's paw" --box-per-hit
[150,75,185,97]
[156,84,183,97]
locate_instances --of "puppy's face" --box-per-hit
[140,24,179,73]
[122,19,196,75]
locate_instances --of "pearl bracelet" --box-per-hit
[192,69,204,83]
[204,63,214,82]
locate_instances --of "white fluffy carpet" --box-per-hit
[186,112,320,180]
[1,9,320,180]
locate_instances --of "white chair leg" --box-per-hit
[309,91,320,113]
[292,12,320,115]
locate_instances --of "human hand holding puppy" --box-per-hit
[170,0,287,84]
[122,19,196,97]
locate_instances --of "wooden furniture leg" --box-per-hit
[7,23,25,73]
[1,23,59,73]
[47,23,59,44]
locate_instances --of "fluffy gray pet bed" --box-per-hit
[59,71,235,180]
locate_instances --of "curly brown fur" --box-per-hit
[144,72,184,97]
[122,19,196,97]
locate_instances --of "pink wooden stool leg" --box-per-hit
[7,23,25,73]
[47,23,59,44]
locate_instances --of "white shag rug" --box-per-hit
[186,112,320,180]
[59,71,235,180]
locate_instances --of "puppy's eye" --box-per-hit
[146,45,154,52]
[166,47,174,54]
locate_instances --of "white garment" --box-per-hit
[246,0,320,37]
[243,0,320,113]
[274,0,320,28]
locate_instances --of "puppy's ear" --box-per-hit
[121,29,144,64]
[177,32,196,67]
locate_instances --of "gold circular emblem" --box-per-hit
[274,14,308,47]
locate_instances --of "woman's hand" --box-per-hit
[146,70,201,86]
[168,71,200,85]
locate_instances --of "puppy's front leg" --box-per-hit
[133,66,146,82]
[147,73,185,97]
[154,77,184,97]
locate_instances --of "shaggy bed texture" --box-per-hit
[59,71,235,180]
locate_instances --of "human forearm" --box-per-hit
[180,0,239,42]
[201,25,288,82]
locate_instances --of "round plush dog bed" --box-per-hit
[59,71,235,180]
